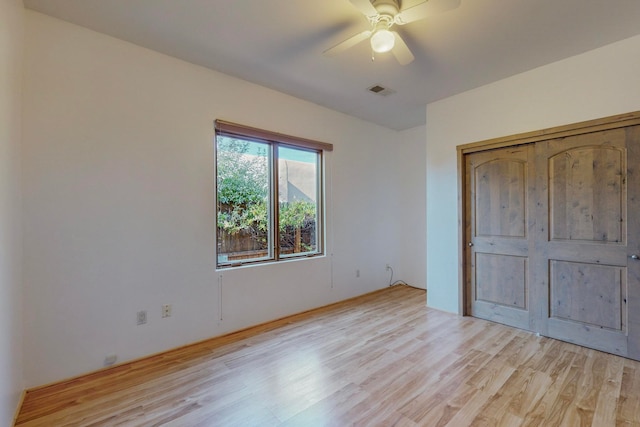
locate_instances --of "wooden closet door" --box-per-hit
[465,144,536,330]
[535,126,640,358]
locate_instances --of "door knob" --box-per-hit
[468,242,474,247]
[631,254,639,260]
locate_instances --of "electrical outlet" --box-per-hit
[137,310,147,325]
[162,304,172,318]
[386,264,391,271]
[356,269,360,278]
[104,353,117,366]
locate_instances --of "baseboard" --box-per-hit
[12,389,26,426]
[24,285,425,395]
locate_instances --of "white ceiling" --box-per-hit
[23,0,640,130]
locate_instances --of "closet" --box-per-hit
[458,112,640,360]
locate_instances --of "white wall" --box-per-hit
[395,125,427,289]
[22,11,413,387]
[0,0,24,423]
[426,34,640,313]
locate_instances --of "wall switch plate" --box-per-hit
[162,304,172,318]
[137,310,147,325]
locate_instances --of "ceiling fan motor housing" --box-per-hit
[371,0,400,21]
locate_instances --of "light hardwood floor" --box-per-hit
[15,285,640,426]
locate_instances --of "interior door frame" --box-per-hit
[457,111,640,316]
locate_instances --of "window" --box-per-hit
[215,120,332,267]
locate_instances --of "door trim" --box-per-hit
[457,111,640,316]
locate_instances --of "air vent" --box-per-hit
[367,84,395,96]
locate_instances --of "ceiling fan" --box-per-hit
[324,0,461,65]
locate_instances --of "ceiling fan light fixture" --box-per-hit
[370,29,395,53]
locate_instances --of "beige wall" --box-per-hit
[0,0,24,423]
[278,159,317,203]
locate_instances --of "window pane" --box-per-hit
[278,146,319,257]
[216,136,271,265]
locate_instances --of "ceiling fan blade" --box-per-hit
[395,0,461,25]
[323,30,372,56]
[349,0,379,17]
[391,31,414,65]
